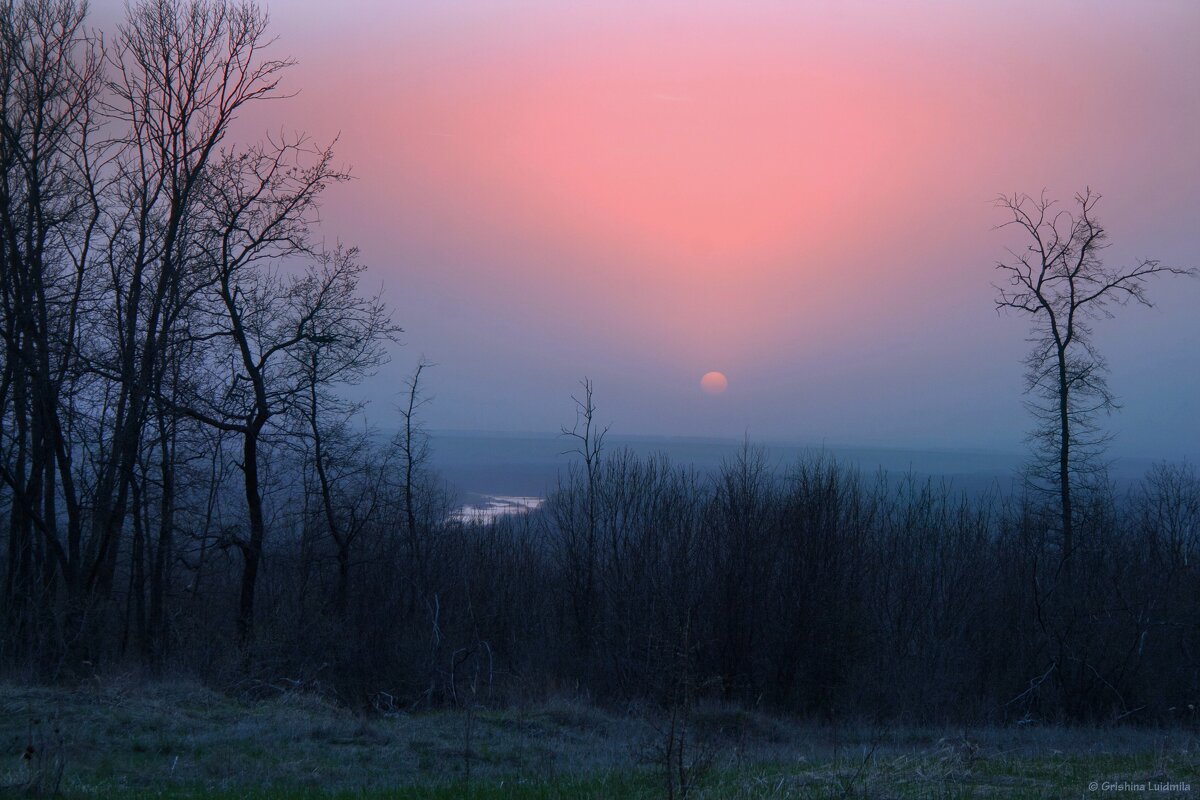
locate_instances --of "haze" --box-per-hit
[95,0,1200,457]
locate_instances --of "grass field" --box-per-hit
[1,681,1196,798]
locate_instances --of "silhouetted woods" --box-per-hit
[2,0,1198,727]
[0,0,397,671]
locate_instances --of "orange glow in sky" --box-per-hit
[360,10,965,365]
[245,0,1200,447]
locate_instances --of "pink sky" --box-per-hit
[96,1,1200,453]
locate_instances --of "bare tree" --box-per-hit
[0,0,104,664]
[6,0,311,666]
[395,359,433,580]
[556,378,608,671]
[177,240,397,644]
[993,189,1195,568]
[303,334,401,618]
[0,0,405,673]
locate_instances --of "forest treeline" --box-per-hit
[2,0,1199,726]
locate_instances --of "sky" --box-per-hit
[98,1,1200,457]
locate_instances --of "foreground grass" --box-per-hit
[1,681,1196,798]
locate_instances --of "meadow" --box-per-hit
[2,681,1196,799]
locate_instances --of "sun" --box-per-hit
[700,371,729,395]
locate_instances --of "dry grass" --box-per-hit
[0,681,1196,798]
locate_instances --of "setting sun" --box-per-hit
[701,371,729,394]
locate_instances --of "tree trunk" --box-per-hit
[1057,349,1073,570]
[335,547,349,618]
[238,425,267,647]
[149,432,174,667]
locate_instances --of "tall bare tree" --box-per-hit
[993,189,1195,567]
[86,0,295,611]
[394,358,433,591]
[558,378,607,669]
[177,239,397,644]
[0,0,104,664]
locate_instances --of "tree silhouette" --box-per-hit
[993,189,1194,569]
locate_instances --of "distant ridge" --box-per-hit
[418,429,1163,502]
